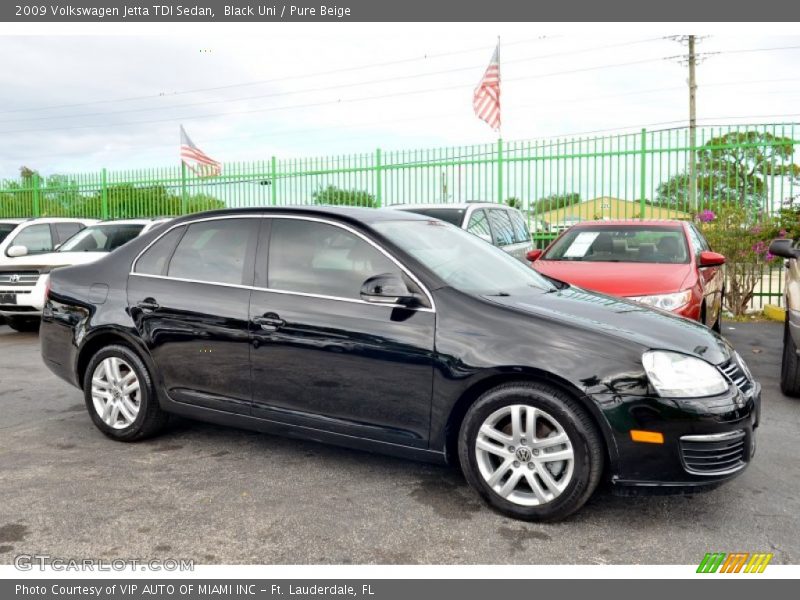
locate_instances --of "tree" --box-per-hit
[531,192,580,213]
[655,131,800,212]
[312,185,377,208]
[505,197,522,210]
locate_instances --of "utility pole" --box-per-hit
[688,35,697,210]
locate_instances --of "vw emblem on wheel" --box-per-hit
[515,446,532,462]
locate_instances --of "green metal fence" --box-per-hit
[1,122,797,307]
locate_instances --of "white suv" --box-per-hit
[390,202,534,262]
[0,218,170,331]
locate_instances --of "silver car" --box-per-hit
[391,202,534,262]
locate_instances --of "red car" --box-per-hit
[527,220,726,331]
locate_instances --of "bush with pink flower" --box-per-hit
[696,205,796,316]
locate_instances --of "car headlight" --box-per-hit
[628,289,692,312]
[642,350,729,397]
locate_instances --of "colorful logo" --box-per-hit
[697,552,774,573]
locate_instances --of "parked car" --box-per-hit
[390,202,533,262]
[528,220,726,331]
[41,207,759,521]
[768,238,800,396]
[0,218,170,331]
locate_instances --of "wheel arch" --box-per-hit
[76,327,156,391]
[442,368,617,472]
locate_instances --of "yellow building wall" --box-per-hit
[537,197,691,224]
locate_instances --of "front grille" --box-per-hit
[680,430,747,475]
[719,356,753,396]
[0,271,40,286]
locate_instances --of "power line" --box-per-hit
[0,37,669,125]
[0,55,677,136]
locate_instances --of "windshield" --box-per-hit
[544,225,690,264]
[398,208,465,227]
[373,219,555,295]
[0,223,17,245]
[59,223,144,253]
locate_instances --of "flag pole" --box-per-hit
[180,160,188,215]
[496,35,503,205]
[497,35,502,141]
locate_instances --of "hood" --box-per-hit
[0,251,106,272]
[532,260,693,296]
[483,286,731,365]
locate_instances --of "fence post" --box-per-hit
[375,148,383,207]
[32,173,41,217]
[497,137,504,203]
[270,156,277,206]
[180,162,188,215]
[639,128,647,219]
[101,168,109,219]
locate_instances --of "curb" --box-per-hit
[763,304,787,322]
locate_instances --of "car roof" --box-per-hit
[0,219,26,225]
[166,206,431,226]
[94,219,158,226]
[571,219,688,227]
[390,202,508,211]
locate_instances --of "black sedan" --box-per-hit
[40,207,760,521]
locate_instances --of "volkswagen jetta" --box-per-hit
[40,207,760,521]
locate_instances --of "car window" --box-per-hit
[9,223,53,255]
[135,226,185,276]
[399,208,466,227]
[167,219,258,285]
[267,219,401,300]
[60,224,145,253]
[0,223,17,245]
[466,209,492,242]
[544,225,690,264]
[687,223,710,255]
[487,209,515,246]
[508,210,531,244]
[55,223,83,244]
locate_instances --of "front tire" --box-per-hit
[781,316,800,397]
[83,344,168,441]
[458,382,604,521]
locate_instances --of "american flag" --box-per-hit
[473,44,501,132]
[180,125,222,177]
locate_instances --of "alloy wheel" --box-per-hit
[474,404,575,506]
[91,357,141,430]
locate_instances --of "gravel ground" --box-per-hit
[0,321,796,564]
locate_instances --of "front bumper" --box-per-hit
[594,380,760,494]
[0,277,47,317]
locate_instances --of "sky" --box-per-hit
[0,24,799,179]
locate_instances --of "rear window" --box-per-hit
[59,224,144,253]
[399,208,466,227]
[543,225,690,264]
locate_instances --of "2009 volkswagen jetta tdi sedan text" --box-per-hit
[40,207,761,521]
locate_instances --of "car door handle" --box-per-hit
[136,299,160,311]
[253,314,285,331]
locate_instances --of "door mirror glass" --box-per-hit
[698,250,726,267]
[7,245,28,257]
[769,238,800,260]
[360,273,418,306]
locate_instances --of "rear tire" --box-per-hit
[781,316,800,397]
[83,344,169,441]
[458,381,604,522]
[5,317,40,332]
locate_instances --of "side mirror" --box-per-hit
[360,273,418,306]
[769,238,800,260]
[698,250,725,267]
[6,245,28,258]
[526,249,543,262]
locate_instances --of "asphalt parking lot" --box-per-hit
[0,321,797,565]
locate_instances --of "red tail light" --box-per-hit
[44,276,52,301]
